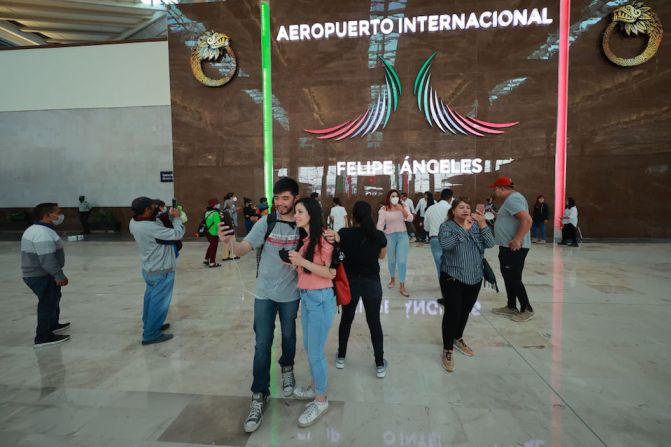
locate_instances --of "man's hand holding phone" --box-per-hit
[218,222,235,243]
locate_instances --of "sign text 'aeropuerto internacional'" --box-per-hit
[276,8,553,42]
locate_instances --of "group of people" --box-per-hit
[18,175,583,432]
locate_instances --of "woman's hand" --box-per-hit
[324,229,339,243]
[288,250,305,268]
[471,210,487,228]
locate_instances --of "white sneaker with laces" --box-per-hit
[376,359,388,379]
[298,399,329,428]
[293,385,316,400]
[335,355,346,369]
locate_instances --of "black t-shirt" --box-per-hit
[338,228,387,279]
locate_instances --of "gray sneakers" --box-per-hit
[244,393,268,433]
[492,305,519,316]
[511,310,535,322]
[281,365,295,398]
[335,355,346,369]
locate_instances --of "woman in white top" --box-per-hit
[559,197,579,247]
[377,189,414,297]
[328,197,348,232]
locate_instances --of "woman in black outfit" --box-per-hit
[326,201,389,378]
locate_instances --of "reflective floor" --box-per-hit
[0,240,669,447]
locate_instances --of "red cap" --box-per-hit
[489,176,514,188]
[207,198,219,207]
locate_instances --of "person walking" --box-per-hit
[559,197,579,247]
[424,188,454,276]
[78,195,91,234]
[489,177,535,322]
[531,195,550,243]
[21,203,71,347]
[218,178,301,433]
[129,197,185,345]
[203,198,221,268]
[288,197,337,428]
[328,197,348,232]
[377,189,413,297]
[438,198,495,372]
[327,201,388,378]
[401,192,416,241]
[221,193,240,261]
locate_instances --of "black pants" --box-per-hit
[338,276,384,366]
[498,247,533,312]
[561,224,578,244]
[417,217,426,242]
[23,275,61,343]
[439,273,481,350]
[79,211,90,234]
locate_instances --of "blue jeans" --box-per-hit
[141,270,175,342]
[531,222,546,240]
[386,231,409,283]
[300,288,336,396]
[23,275,61,343]
[430,237,443,277]
[251,298,300,396]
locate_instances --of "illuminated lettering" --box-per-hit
[527,8,542,26]
[311,23,324,39]
[380,18,394,34]
[428,15,439,32]
[542,7,553,24]
[299,24,310,40]
[324,22,335,38]
[452,13,465,30]
[416,15,428,32]
[288,24,299,40]
[461,159,472,173]
[277,25,289,41]
[439,14,450,31]
[403,17,416,33]
[359,19,370,36]
[466,13,480,29]
[335,21,347,38]
[370,18,381,35]
[513,9,528,26]
[499,10,513,27]
[347,20,357,37]
[472,158,483,173]
[480,12,492,28]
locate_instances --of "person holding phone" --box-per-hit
[287,197,336,428]
[377,190,414,297]
[438,198,495,372]
[218,178,301,433]
[424,188,454,277]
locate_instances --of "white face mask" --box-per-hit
[53,214,65,226]
[390,197,399,205]
[232,197,237,202]
[214,204,221,210]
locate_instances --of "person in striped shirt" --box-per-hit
[438,198,495,372]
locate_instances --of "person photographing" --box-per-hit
[438,198,495,372]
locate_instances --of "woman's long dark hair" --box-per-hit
[426,191,435,207]
[295,197,324,274]
[567,197,576,208]
[352,201,377,242]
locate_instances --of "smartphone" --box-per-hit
[476,204,485,214]
[172,198,177,209]
[279,248,291,263]
[222,211,233,228]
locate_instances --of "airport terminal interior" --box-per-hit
[0,1,670,446]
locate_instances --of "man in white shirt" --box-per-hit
[328,197,348,232]
[415,192,429,242]
[424,189,454,275]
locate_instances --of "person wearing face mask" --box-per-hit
[377,189,414,297]
[21,203,71,347]
[203,198,222,268]
[129,196,185,345]
[222,192,240,261]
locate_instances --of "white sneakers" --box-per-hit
[335,355,346,369]
[293,385,316,401]
[298,399,329,428]
[376,359,388,378]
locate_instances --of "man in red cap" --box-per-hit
[489,177,535,322]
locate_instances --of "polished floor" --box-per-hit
[0,239,669,447]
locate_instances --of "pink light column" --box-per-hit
[554,0,571,236]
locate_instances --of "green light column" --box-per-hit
[260,1,273,200]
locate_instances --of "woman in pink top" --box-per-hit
[377,189,414,297]
[287,197,336,428]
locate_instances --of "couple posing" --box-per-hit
[219,178,359,432]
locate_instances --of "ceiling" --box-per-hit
[0,0,170,47]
